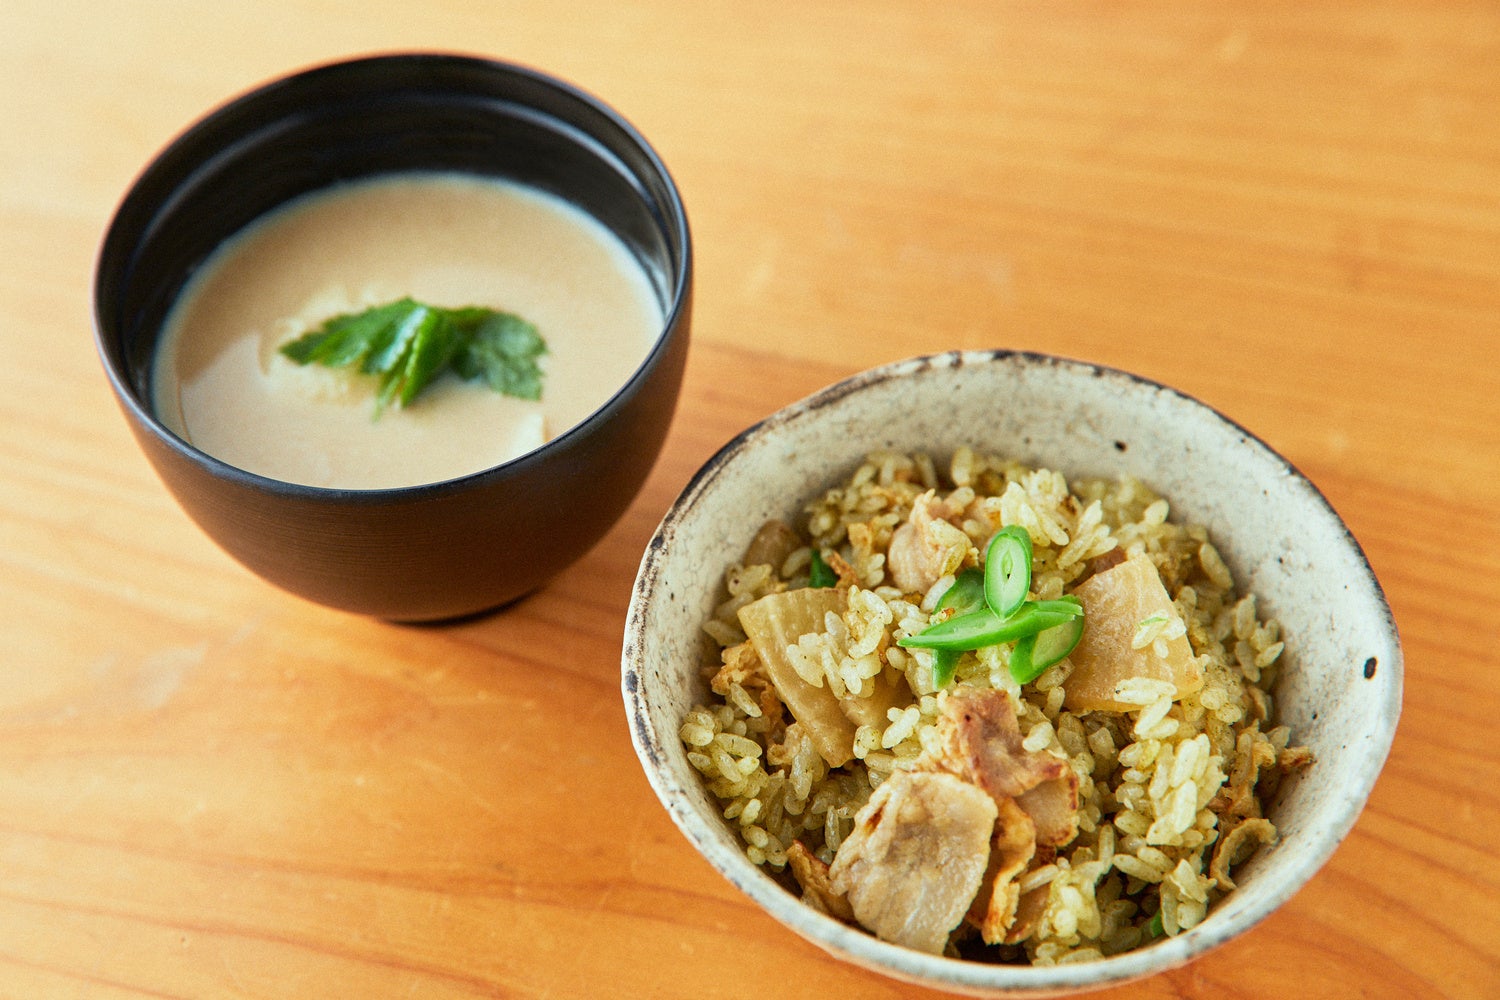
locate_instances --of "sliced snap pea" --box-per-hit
[937,567,986,614]
[1008,612,1085,684]
[897,599,1080,652]
[928,568,985,690]
[984,525,1033,618]
[931,648,960,689]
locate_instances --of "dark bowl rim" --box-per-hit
[92,50,693,505]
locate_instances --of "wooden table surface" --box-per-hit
[3,2,1497,997]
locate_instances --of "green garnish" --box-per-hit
[937,568,987,616]
[1010,612,1086,684]
[808,549,838,588]
[898,600,1082,651]
[1145,909,1165,939]
[984,525,1033,619]
[931,649,961,690]
[896,525,1087,685]
[930,568,986,688]
[278,298,546,416]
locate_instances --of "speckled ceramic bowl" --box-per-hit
[622,350,1400,997]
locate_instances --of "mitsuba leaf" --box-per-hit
[280,298,419,369]
[807,549,837,588]
[454,312,547,401]
[278,298,547,417]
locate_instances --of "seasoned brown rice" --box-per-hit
[679,448,1309,964]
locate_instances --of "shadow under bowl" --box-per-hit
[94,53,692,621]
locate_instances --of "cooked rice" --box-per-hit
[679,448,1306,964]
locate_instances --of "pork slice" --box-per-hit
[886,491,974,595]
[823,548,861,588]
[786,841,854,922]
[921,687,1080,850]
[710,641,785,729]
[829,770,998,954]
[967,796,1038,944]
[924,687,1069,800]
[1004,884,1051,944]
[1013,774,1080,848]
[1209,817,1277,891]
[1210,724,1278,821]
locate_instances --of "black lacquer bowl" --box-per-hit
[94,53,692,620]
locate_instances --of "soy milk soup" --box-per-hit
[151,172,663,490]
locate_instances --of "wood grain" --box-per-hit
[2,1,1497,997]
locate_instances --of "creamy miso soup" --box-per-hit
[152,172,663,489]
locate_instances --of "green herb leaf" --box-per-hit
[278,298,547,416]
[280,298,416,369]
[808,549,838,588]
[453,311,547,401]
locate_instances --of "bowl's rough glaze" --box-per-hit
[623,351,1400,997]
[95,54,692,620]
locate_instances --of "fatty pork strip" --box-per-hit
[827,769,997,954]
[966,796,1040,945]
[922,687,1080,849]
[786,841,855,922]
[827,688,1081,951]
[919,688,1079,943]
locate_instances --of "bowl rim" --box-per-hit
[92,50,693,503]
[623,349,1402,994]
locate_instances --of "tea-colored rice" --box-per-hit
[679,448,1304,963]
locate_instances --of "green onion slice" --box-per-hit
[937,567,986,615]
[897,598,1081,652]
[931,649,960,689]
[926,569,985,689]
[984,525,1033,618]
[1009,612,1085,684]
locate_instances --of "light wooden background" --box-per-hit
[2,2,1497,997]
